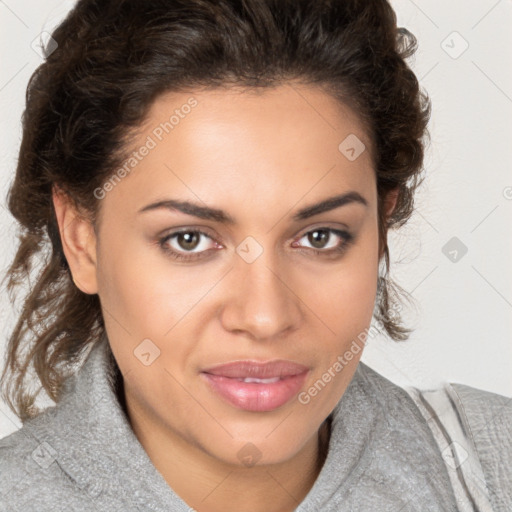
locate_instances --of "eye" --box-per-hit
[158,226,354,262]
[292,228,354,256]
[159,229,220,261]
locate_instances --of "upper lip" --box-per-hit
[202,360,310,379]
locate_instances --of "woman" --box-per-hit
[0,0,510,511]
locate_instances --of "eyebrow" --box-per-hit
[138,191,368,223]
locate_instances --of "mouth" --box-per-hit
[200,360,310,412]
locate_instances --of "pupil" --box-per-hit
[179,232,199,250]
[309,230,328,249]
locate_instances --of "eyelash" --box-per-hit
[158,227,355,262]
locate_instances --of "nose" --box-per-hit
[219,249,303,341]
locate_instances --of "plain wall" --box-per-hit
[1,0,511,438]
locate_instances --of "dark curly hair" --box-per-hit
[0,0,430,422]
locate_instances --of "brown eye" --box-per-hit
[307,229,331,249]
[295,228,353,253]
[176,232,201,251]
[159,229,220,261]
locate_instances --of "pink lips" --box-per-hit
[201,360,309,412]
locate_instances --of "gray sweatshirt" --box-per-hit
[0,337,510,511]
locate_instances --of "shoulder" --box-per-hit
[405,381,512,512]
[442,382,511,476]
[449,382,512,433]
[0,424,40,501]
[449,383,512,511]
[0,409,89,512]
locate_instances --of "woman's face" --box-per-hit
[84,84,382,467]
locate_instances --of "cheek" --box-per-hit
[96,212,379,344]
[305,232,379,336]
[95,229,172,334]
[297,232,379,414]
[96,230,218,339]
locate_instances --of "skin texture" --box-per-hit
[53,83,398,512]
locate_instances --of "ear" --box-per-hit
[52,186,98,295]
[378,187,400,260]
[383,187,399,220]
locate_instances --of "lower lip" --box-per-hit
[201,371,309,412]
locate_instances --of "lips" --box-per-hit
[201,360,310,412]
[202,360,309,379]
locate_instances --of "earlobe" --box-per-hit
[378,187,400,261]
[385,187,400,219]
[52,186,98,295]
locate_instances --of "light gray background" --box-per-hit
[1,0,511,439]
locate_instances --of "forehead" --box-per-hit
[143,83,371,152]
[101,83,375,223]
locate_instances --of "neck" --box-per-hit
[122,383,332,512]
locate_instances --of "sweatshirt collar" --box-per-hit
[25,335,189,511]
[26,335,457,511]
